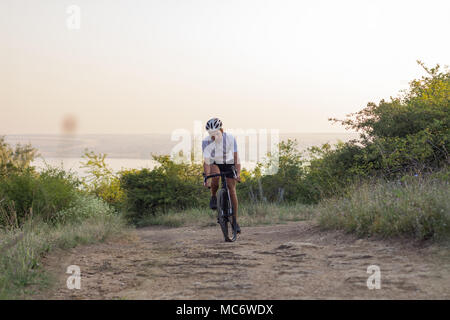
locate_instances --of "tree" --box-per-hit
[329,61,449,174]
[0,136,38,176]
[80,149,124,206]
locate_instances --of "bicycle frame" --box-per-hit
[204,171,234,216]
[204,169,239,242]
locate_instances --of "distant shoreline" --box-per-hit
[4,132,359,160]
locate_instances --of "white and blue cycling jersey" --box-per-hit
[202,132,238,165]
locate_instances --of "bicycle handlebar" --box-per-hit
[203,171,240,184]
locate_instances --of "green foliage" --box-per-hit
[55,192,117,224]
[0,167,80,226]
[330,61,449,175]
[0,138,80,226]
[0,136,38,176]
[80,149,125,207]
[317,170,450,240]
[281,61,450,206]
[0,139,127,298]
[331,62,449,140]
[302,142,366,202]
[120,155,209,223]
[238,139,307,203]
[236,61,449,209]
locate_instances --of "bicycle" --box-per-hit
[204,169,239,242]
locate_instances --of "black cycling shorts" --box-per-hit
[212,162,236,179]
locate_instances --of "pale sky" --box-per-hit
[1,0,449,134]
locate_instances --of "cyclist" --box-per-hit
[202,118,241,234]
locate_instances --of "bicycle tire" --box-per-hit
[217,189,237,242]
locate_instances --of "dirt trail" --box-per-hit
[40,221,450,299]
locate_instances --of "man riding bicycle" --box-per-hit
[202,118,241,234]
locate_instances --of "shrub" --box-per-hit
[238,139,307,203]
[0,136,38,176]
[120,155,208,223]
[80,149,125,208]
[301,142,367,203]
[330,61,449,176]
[317,170,450,240]
[54,192,118,224]
[0,167,80,226]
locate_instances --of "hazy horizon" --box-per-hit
[4,132,359,159]
[3,132,359,176]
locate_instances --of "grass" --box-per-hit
[0,196,127,299]
[2,169,446,299]
[316,175,450,240]
[136,170,450,242]
[136,202,315,228]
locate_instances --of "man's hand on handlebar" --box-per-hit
[203,171,241,187]
[233,167,241,183]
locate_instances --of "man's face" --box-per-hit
[208,129,222,141]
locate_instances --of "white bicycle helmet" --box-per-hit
[205,118,222,131]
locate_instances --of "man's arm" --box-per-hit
[232,135,241,179]
[202,138,212,182]
[234,151,241,180]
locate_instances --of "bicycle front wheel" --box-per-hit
[217,189,237,242]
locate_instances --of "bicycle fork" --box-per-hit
[226,188,233,216]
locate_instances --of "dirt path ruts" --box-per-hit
[40,221,450,299]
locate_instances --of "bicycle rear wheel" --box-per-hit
[217,189,237,242]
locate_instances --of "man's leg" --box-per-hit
[209,165,220,209]
[209,165,220,195]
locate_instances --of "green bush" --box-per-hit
[120,155,209,223]
[238,139,308,203]
[0,136,38,176]
[301,142,367,203]
[0,138,127,298]
[284,61,450,204]
[330,61,449,176]
[0,167,80,226]
[80,149,125,208]
[317,170,450,240]
[55,192,118,224]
